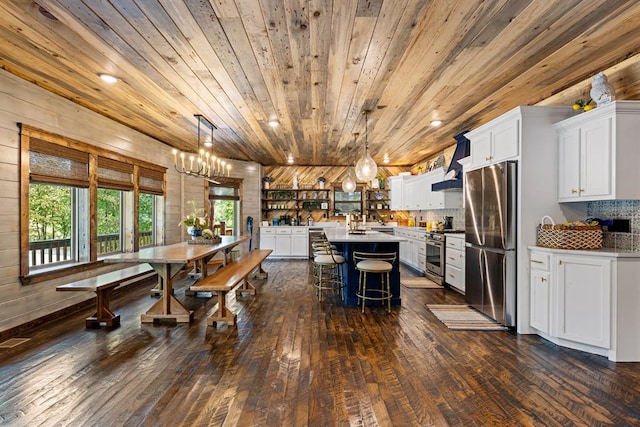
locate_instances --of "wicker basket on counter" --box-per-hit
[536,216,603,250]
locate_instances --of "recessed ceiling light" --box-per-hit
[287,153,294,164]
[383,153,390,164]
[430,120,442,127]
[99,73,119,84]
[268,120,279,127]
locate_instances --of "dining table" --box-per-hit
[103,235,249,323]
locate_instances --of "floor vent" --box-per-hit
[0,338,31,348]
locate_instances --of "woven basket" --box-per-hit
[536,216,602,250]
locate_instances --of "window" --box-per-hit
[19,124,166,283]
[334,187,363,216]
[97,188,123,255]
[28,183,74,267]
[208,180,241,236]
[138,193,155,248]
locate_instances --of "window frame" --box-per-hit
[333,185,364,217]
[19,123,167,285]
[207,178,242,237]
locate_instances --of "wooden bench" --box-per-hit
[189,249,272,327]
[57,264,156,328]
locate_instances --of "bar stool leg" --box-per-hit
[385,271,391,313]
[361,271,368,313]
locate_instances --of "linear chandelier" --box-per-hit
[172,114,230,183]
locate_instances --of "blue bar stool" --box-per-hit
[354,251,396,313]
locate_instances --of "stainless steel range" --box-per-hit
[424,230,465,285]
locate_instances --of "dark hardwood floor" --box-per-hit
[1,259,639,426]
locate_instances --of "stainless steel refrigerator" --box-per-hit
[464,161,516,327]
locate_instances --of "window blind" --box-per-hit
[138,167,164,195]
[29,138,89,187]
[98,156,134,191]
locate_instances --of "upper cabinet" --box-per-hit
[388,176,405,210]
[388,171,462,211]
[553,101,640,202]
[469,112,520,168]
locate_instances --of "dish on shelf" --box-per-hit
[374,192,384,200]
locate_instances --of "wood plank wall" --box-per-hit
[0,69,261,335]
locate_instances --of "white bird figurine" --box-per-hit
[590,72,616,107]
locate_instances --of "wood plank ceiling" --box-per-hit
[1,0,640,166]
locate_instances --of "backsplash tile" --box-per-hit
[587,200,640,251]
[410,208,465,230]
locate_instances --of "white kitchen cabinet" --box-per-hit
[445,234,465,293]
[528,249,611,349]
[291,228,309,258]
[403,175,425,210]
[395,228,426,272]
[525,247,640,361]
[556,254,611,348]
[388,176,405,210]
[275,228,292,256]
[469,112,519,168]
[260,227,308,258]
[529,250,551,334]
[389,170,462,211]
[260,228,276,253]
[553,100,640,202]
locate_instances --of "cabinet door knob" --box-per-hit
[531,259,543,264]
[571,189,578,194]
[579,188,585,193]
[540,277,547,282]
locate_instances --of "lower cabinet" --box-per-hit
[556,255,610,348]
[445,234,465,293]
[527,248,640,361]
[395,228,426,273]
[529,251,551,334]
[290,228,309,257]
[260,227,308,258]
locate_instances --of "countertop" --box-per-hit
[324,228,406,243]
[528,245,640,258]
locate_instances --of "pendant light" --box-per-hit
[354,111,377,182]
[342,136,357,192]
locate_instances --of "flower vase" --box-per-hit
[190,228,202,239]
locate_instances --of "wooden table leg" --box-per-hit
[142,263,193,323]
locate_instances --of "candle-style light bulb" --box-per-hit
[189,155,195,171]
[172,149,177,166]
[180,152,185,169]
[226,164,231,176]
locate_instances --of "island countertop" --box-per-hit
[323,228,406,243]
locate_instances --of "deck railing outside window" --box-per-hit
[29,231,153,267]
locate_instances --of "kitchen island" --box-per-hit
[323,228,406,307]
